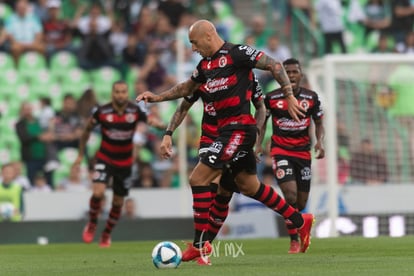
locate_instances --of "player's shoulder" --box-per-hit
[265,88,284,100]
[96,102,112,113]
[298,87,320,99]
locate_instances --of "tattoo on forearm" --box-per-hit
[160,80,199,101]
[257,55,292,95]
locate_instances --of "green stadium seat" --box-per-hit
[60,67,91,99]
[29,69,57,98]
[0,52,14,71]
[50,51,78,81]
[91,66,121,102]
[18,52,47,81]
[0,3,12,21]
[87,132,101,158]
[0,69,21,99]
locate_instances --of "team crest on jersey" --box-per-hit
[106,114,114,122]
[125,113,136,123]
[300,99,309,111]
[276,168,285,179]
[219,56,227,67]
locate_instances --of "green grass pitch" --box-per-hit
[1,236,414,275]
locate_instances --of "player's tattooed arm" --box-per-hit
[158,80,201,101]
[166,100,194,133]
[255,54,293,97]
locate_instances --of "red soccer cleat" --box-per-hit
[99,233,111,248]
[298,213,315,253]
[196,256,212,266]
[288,240,301,254]
[82,223,97,244]
[182,241,212,262]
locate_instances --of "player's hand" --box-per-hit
[254,144,264,163]
[135,91,158,103]
[286,95,305,122]
[160,135,173,159]
[314,142,325,159]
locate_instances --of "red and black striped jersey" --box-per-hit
[92,102,147,167]
[264,87,323,160]
[191,42,264,130]
[186,73,264,147]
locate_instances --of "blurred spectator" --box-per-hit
[10,161,31,191]
[33,0,49,22]
[371,33,395,53]
[15,101,54,187]
[109,19,128,59]
[0,24,8,52]
[395,31,414,54]
[362,0,391,40]
[350,138,388,184]
[389,0,414,45]
[132,162,159,188]
[38,97,59,172]
[76,88,98,124]
[42,0,73,59]
[314,0,347,54]
[76,3,116,70]
[123,197,138,219]
[257,34,291,88]
[57,164,90,192]
[188,0,216,20]
[30,171,52,192]
[4,0,45,64]
[0,163,24,221]
[122,33,147,67]
[246,14,272,48]
[38,97,55,131]
[157,0,186,28]
[52,93,83,151]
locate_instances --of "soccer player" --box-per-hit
[263,58,325,253]
[136,20,313,265]
[160,75,266,256]
[74,80,165,248]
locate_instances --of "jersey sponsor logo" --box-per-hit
[219,56,227,67]
[301,167,312,180]
[232,150,248,162]
[276,168,285,179]
[208,155,217,164]
[224,133,242,157]
[95,163,106,170]
[277,160,288,167]
[276,118,309,131]
[204,102,216,116]
[205,77,229,93]
[105,129,134,140]
[208,141,223,154]
[276,100,284,109]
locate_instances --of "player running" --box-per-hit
[263,58,325,253]
[74,80,165,247]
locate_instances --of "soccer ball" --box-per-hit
[151,241,182,269]
[0,202,15,220]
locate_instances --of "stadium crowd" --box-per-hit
[0,0,414,221]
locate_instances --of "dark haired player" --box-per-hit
[74,80,165,247]
[263,58,325,253]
